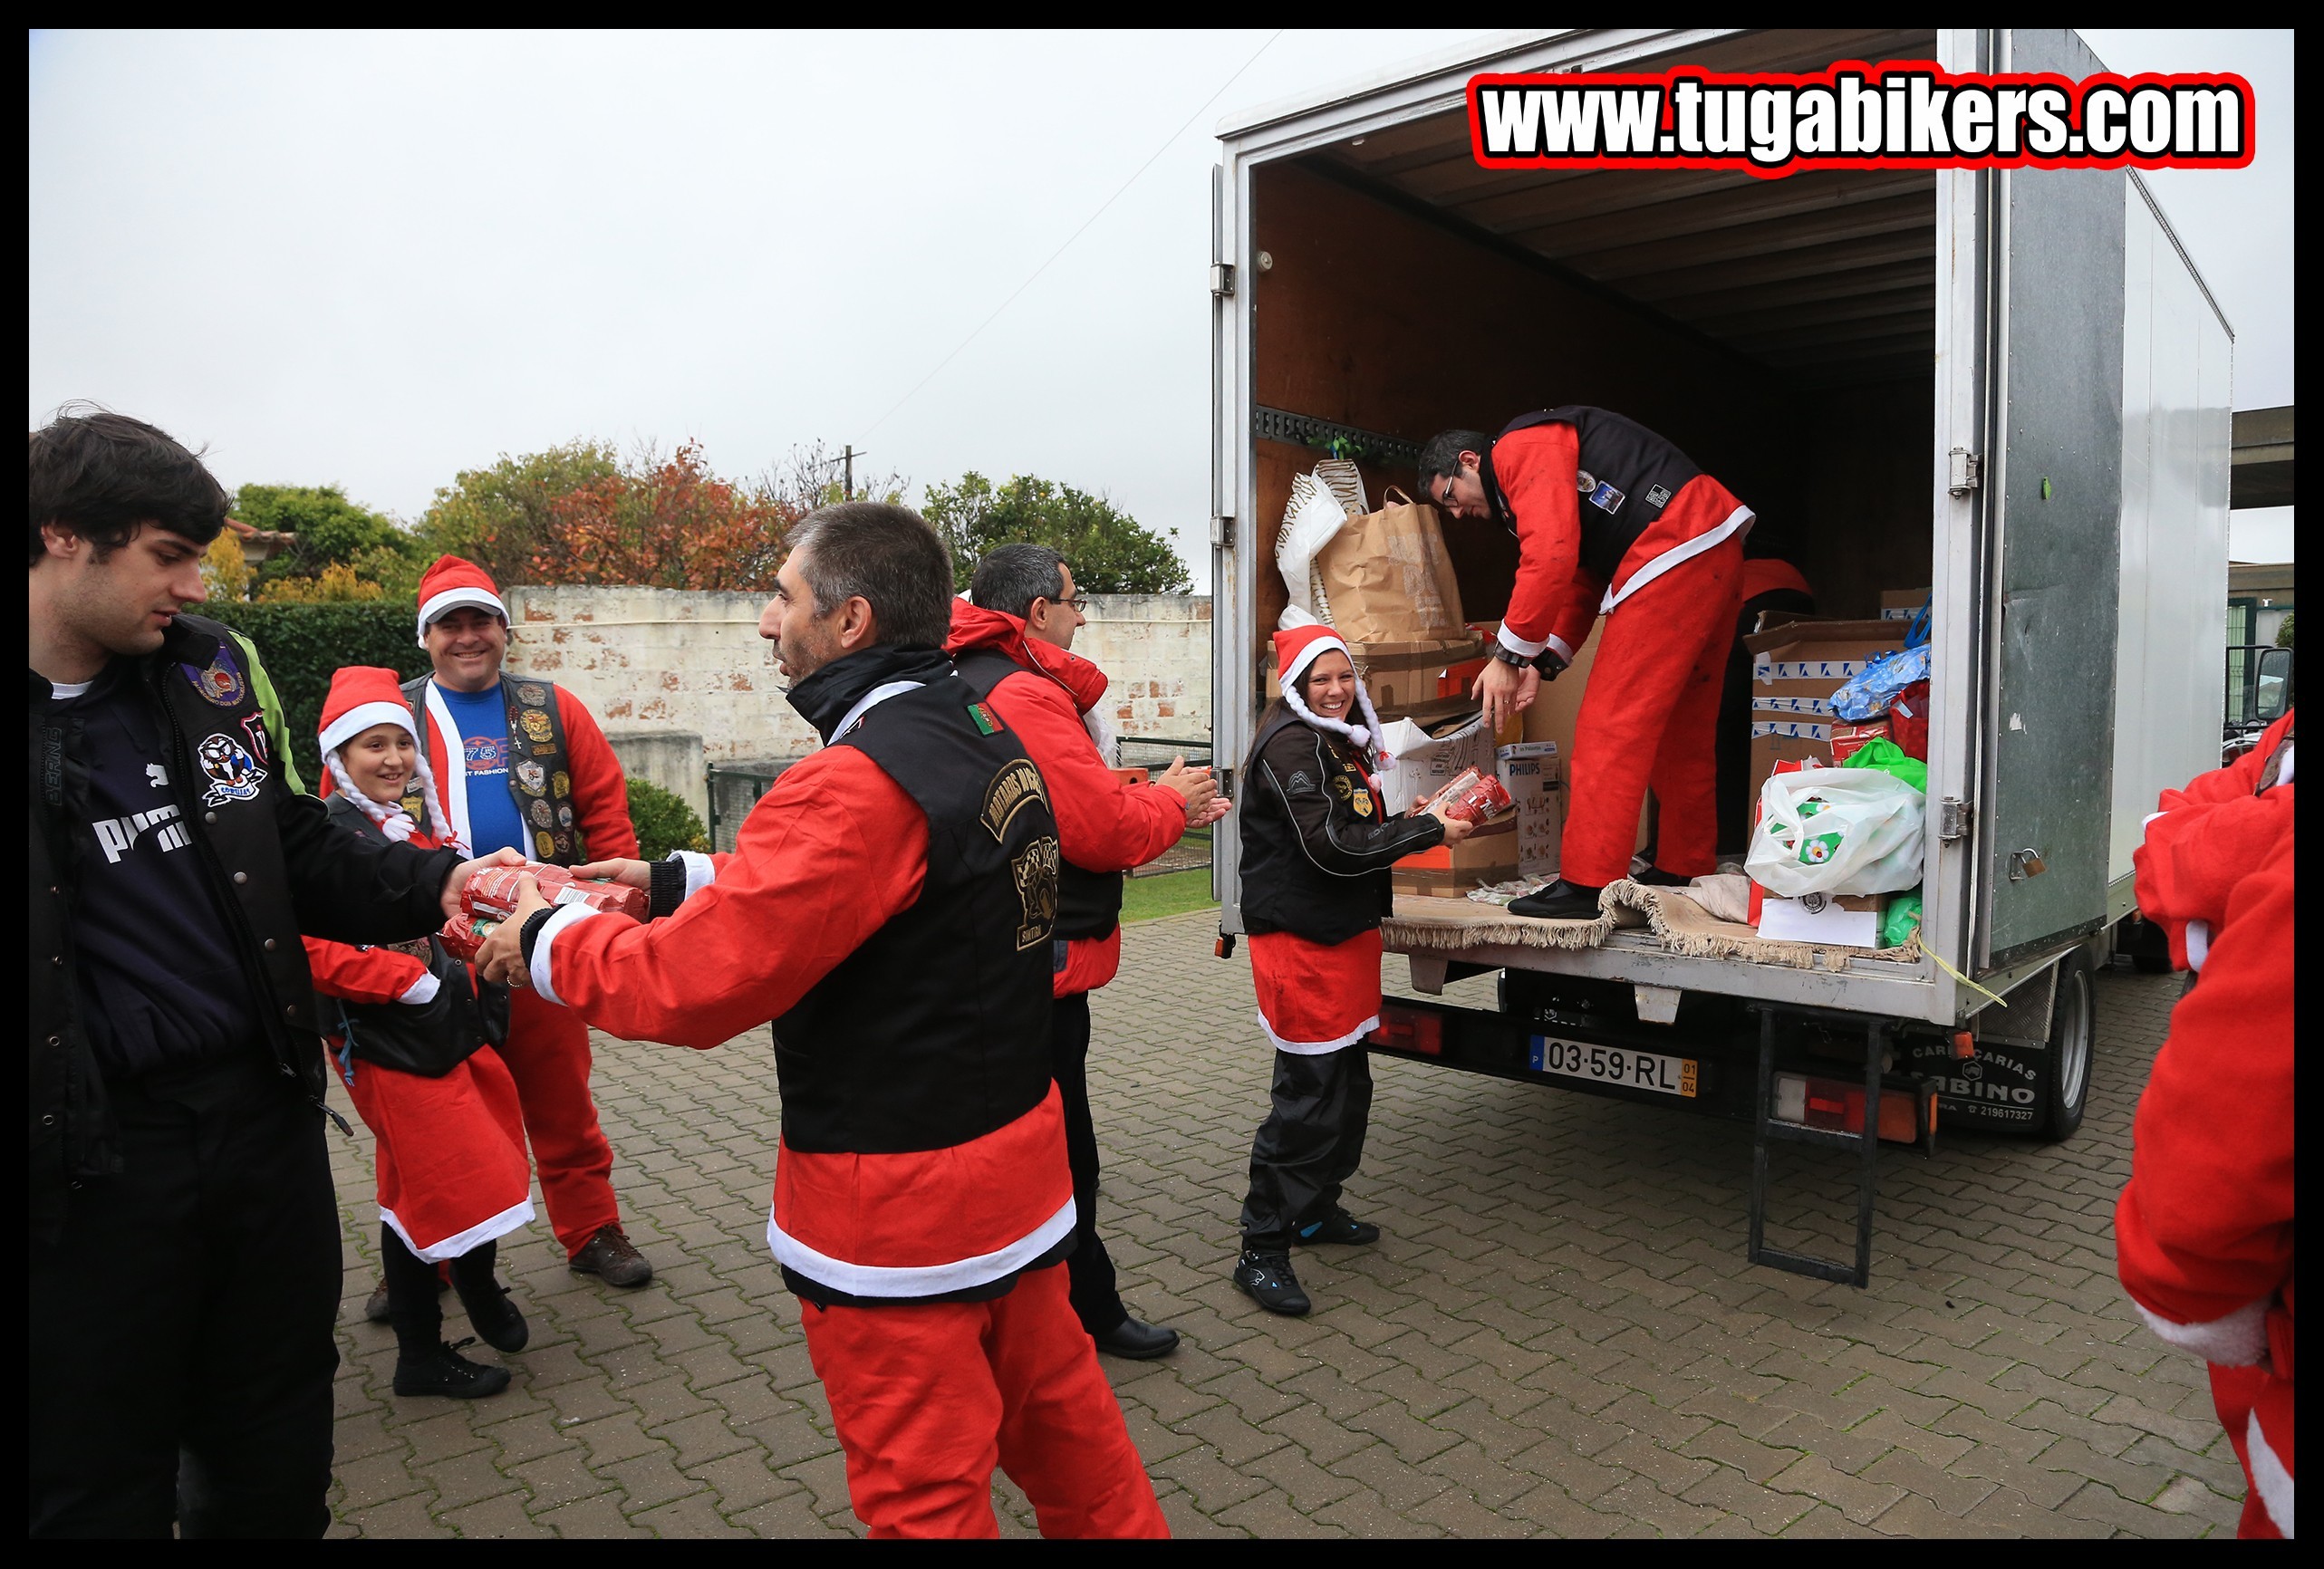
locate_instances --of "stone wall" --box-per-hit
[501,585,1211,781]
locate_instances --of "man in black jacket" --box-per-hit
[28,409,516,1538]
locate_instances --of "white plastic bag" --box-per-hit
[1744,767,1924,896]
[1275,471,1351,627]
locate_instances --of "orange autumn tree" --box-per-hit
[530,440,803,591]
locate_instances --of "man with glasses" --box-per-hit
[1419,412,1753,920]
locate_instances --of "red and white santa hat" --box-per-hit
[415,554,507,648]
[1275,609,1390,761]
[315,665,454,846]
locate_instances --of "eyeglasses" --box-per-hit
[1048,596,1090,614]
[1432,476,1458,508]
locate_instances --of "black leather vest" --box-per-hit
[769,679,1060,1155]
[953,648,1124,941]
[401,673,581,864]
[1493,407,1703,582]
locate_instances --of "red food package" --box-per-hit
[439,864,648,959]
[1830,719,1889,763]
[1433,766,1514,824]
[1887,680,1930,760]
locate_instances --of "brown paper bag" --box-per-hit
[1316,486,1467,644]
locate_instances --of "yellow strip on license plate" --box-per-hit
[1528,1035,1698,1097]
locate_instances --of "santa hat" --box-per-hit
[415,554,507,648]
[316,666,457,847]
[1274,609,1391,762]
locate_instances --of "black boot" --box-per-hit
[1233,1249,1312,1316]
[1629,865,1692,888]
[1509,878,1605,919]
[450,1244,528,1353]
[393,1337,512,1400]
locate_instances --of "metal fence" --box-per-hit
[705,759,803,852]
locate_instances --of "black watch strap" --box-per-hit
[517,906,556,968]
[1490,644,1531,669]
[648,856,688,919]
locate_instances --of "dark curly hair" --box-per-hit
[29,404,231,565]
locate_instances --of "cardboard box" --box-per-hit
[1880,588,1931,621]
[1497,741,1564,878]
[1756,891,1885,948]
[1265,635,1485,728]
[1741,619,1909,805]
[1377,710,1496,816]
[1519,618,1652,852]
[1392,813,1519,898]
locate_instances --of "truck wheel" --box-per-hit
[2121,917,2172,974]
[2040,951,2096,1141]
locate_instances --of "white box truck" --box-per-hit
[1207,28,2232,1285]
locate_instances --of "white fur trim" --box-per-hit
[383,1196,535,1265]
[2248,1410,2294,1537]
[421,682,473,853]
[1083,702,1118,767]
[397,970,443,1006]
[1498,622,1549,659]
[2271,742,2292,788]
[673,850,718,900]
[529,902,600,1006]
[2135,1295,2271,1366]
[2185,919,2210,973]
[415,585,506,647]
[1546,633,1576,664]
[1258,1008,1381,1056]
[1600,502,1756,612]
[766,1196,1077,1298]
[1280,630,1352,691]
[318,700,419,765]
[832,679,922,741]
[2142,810,2168,829]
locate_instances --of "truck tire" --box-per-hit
[2040,950,2096,1141]
[2121,916,2173,975]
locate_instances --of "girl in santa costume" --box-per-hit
[1230,618,1475,1315]
[307,667,536,1399]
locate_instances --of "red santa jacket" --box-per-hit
[1490,420,1752,664]
[391,676,638,861]
[528,722,1072,1297]
[944,600,1188,996]
[2116,826,2293,1535]
[2134,709,2294,969]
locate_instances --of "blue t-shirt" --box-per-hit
[438,682,529,857]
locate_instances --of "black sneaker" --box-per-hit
[1509,879,1605,920]
[1233,1250,1312,1316]
[454,1276,530,1353]
[393,1337,512,1400]
[1296,1208,1381,1247]
[569,1224,653,1288]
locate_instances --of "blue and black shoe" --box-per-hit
[1297,1208,1381,1247]
[1233,1250,1311,1316]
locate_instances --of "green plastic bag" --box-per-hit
[1880,888,1924,949]
[1840,736,1928,795]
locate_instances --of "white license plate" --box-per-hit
[1528,1035,1698,1097]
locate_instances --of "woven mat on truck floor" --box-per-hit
[1384,893,1614,950]
[1605,881,1924,974]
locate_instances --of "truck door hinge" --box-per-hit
[1939,797,1972,842]
[1210,515,1235,548]
[1947,448,1982,496]
[1210,263,1236,298]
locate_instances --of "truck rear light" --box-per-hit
[1773,1073,1918,1142]
[1369,1006,1443,1055]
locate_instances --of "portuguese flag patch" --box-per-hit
[968,701,1001,736]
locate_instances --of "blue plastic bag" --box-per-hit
[1830,602,1930,723]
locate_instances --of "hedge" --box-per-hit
[200,601,426,771]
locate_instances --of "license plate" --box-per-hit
[1528,1035,1698,1097]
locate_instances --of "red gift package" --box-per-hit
[1887,680,1929,760]
[439,863,649,958]
[1433,766,1515,824]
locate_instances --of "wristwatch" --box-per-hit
[1490,645,1531,669]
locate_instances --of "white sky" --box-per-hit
[29,29,2295,571]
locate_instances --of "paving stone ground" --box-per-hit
[323,911,2242,1537]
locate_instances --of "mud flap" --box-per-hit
[1900,1035,2046,1133]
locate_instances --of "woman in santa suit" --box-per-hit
[1230,620,1474,1316]
[307,667,535,1400]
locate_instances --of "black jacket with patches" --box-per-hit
[30,614,462,1242]
[1239,709,1445,947]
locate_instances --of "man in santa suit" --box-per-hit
[2117,713,2292,1539]
[355,554,651,1295]
[948,544,1230,1361]
[474,505,1167,1538]
[1421,412,1752,919]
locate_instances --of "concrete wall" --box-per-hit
[602,727,709,824]
[502,585,1211,775]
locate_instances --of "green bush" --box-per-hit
[201,600,427,767]
[627,777,709,860]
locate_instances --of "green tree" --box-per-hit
[2275,611,2294,649]
[417,440,622,587]
[234,483,423,595]
[920,472,1189,595]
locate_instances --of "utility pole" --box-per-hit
[842,445,857,499]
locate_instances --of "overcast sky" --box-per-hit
[28,28,2294,570]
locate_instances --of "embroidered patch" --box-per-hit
[968,701,1001,736]
[400,794,425,820]
[1586,480,1626,515]
[516,682,550,707]
[181,646,247,707]
[529,799,553,827]
[535,830,557,860]
[196,733,267,808]
[516,761,546,794]
[1351,789,1374,818]
[239,712,272,765]
[1011,833,1060,951]
[1645,483,1673,509]
[1286,770,1316,794]
[979,757,1049,842]
[519,709,554,746]
[557,804,574,828]
[552,770,571,798]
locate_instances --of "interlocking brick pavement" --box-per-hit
[323,911,2244,1537]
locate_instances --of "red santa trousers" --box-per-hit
[1249,929,1384,1054]
[501,985,622,1256]
[798,1260,1169,1538]
[1563,530,1744,887]
[342,1044,534,1261]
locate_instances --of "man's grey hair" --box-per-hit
[969,543,1068,621]
[786,502,955,648]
